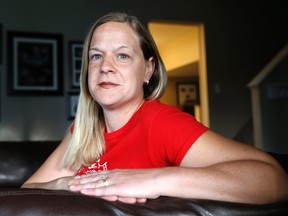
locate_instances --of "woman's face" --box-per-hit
[87,21,154,111]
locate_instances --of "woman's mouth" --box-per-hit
[98,82,119,88]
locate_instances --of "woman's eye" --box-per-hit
[90,54,102,60]
[118,53,129,59]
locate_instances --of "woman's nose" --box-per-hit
[100,57,114,73]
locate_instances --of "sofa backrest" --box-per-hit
[0,141,59,188]
[0,141,286,188]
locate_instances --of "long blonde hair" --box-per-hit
[62,11,168,169]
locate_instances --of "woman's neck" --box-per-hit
[103,99,145,133]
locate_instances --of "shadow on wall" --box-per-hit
[233,117,254,145]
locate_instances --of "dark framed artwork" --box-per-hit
[0,24,2,121]
[7,31,63,96]
[0,68,1,122]
[69,41,83,89]
[67,91,80,120]
[0,24,2,64]
[176,82,199,115]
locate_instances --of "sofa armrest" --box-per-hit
[0,188,287,216]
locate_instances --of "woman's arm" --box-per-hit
[176,130,288,203]
[68,130,288,204]
[21,130,76,190]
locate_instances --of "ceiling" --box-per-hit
[148,22,200,78]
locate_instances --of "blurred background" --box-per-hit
[0,0,287,154]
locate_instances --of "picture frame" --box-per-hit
[176,82,199,107]
[69,41,83,89]
[0,24,2,121]
[7,31,63,96]
[67,91,80,120]
[0,24,2,65]
[0,68,1,122]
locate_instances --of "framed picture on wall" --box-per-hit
[67,91,79,120]
[0,24,2,65]
[69,41,83,89]
[0,68,1,122]
[0,24,2,121]
[176,82,199,107]
[7,31,63,96]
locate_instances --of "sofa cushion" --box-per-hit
[0,188,287,216]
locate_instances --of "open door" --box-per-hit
[148,21,209,127]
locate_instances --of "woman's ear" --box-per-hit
[145,56,155,81]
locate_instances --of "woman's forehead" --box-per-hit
[91,22,140,49]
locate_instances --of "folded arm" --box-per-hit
[68,130,288,204]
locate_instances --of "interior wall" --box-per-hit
[0,0,288,144]
[259,58,288,153]
[149,22,200,72]
[205,2,288,139]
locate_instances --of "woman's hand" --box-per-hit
[67,169,163,203]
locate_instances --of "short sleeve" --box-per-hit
[148,107,208,166]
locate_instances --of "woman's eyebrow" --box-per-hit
[89,45,135,53]
[89,47,102,52]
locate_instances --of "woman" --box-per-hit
[22,12,288,204]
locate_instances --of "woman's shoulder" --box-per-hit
[143,100,181,113]
[142,100,205,128]
[141,100,197,124]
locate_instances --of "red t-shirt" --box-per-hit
[75,100,208,175]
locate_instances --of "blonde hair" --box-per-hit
[62,11,168,169]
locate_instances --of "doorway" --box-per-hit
[148,21,209,126]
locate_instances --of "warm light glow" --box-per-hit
[149,22,199,73]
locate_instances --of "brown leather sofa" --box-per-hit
[0,141,287,216]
